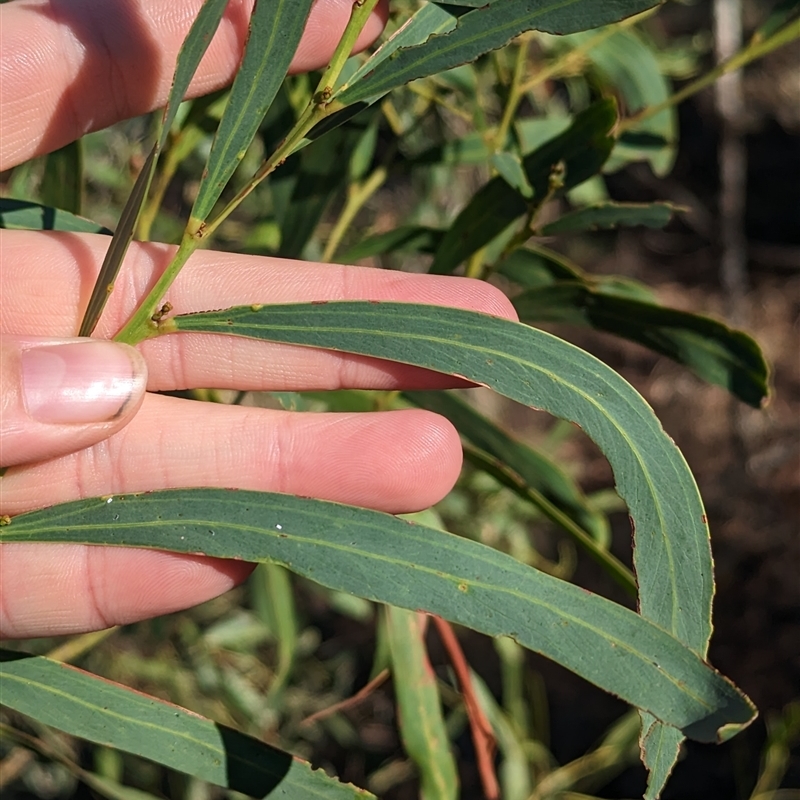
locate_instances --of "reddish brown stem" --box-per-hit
[300,668,390,726]
[432,616,499,800]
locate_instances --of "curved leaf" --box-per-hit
[2,489,753,741]
[0,649,372,799]
[501,248,770,408]
[335,0,662,106]
[167,300,715,648]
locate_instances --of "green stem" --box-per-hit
[114,1,382,342]
[484,163,564,279]
[113,233,198,344]
[198,111,318,241]
[323,165,387,262]
[137,127,204,241]
[465,248,486,279]
[493,41,528,153]
[465,448,636,598]
[198,0,382,241]
[620,16,800,132]
[46,628,119,664]
[314,0,381,101]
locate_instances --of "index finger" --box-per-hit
[0,0,389,170]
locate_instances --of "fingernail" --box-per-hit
[22,340,145,424]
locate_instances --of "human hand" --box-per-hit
[0,0,517,638]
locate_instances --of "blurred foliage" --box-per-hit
[2,1,799,799]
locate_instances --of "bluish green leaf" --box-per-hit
[157,0,230,149]
[169,300,719,649]
[505,240,765,783]
[335,0,662,106]
[0,198,111,235]
[78,144,158,336]
[640,713,684,800]
[0,649,373,799]
[2,489,754,740]
[502,248,770,408]
[189,0,316,225]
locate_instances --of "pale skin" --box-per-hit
[0,0,518,638]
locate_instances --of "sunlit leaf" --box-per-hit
[335,0,662,106]
[3,489,754,740]
[501,248,770,407]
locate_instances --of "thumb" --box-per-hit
[1,336,147,468]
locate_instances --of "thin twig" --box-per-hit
[432,616,499,800]
[300,668,390,726]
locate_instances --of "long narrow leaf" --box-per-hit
[78,145,158,336]
[2,489,754,741]
[0,649,373,799]
[165,301,715,650]
[540,201,679,234]
[157,0,231,149]
[78,0,230,336]
[501,249,770,408]
[335,0,662,106]
[385,608,458,800]
[335,4,464,99]
[188,0,316,226]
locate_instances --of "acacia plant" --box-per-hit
[2,1,797,798]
